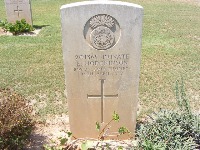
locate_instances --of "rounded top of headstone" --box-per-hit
[60,1,143,10]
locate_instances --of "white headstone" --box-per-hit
[61,1,143,139]
[4,0,32,25]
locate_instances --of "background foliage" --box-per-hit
[0,19,34,35]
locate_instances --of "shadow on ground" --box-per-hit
[33,25,50,29]
[24,133,48,150]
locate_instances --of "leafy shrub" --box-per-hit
[0,88,34,150]
[137,110,199,149]
[0,19,34,35]
[0,19,8,28]
[136,81,200,150]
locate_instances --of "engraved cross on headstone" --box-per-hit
[14,6,23,17]
[87,79,118,123]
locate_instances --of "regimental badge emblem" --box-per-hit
[84,14,121,50]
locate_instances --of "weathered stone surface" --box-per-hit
[4,0,32,25]
[61,1,143,139]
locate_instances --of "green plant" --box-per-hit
[137,110,198,149]
[0,19,34,35]
[79,111,130,149]
[175,80,200,149]
[96,111,130,140]
[136,81,200,150]
[0,88,34,150]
